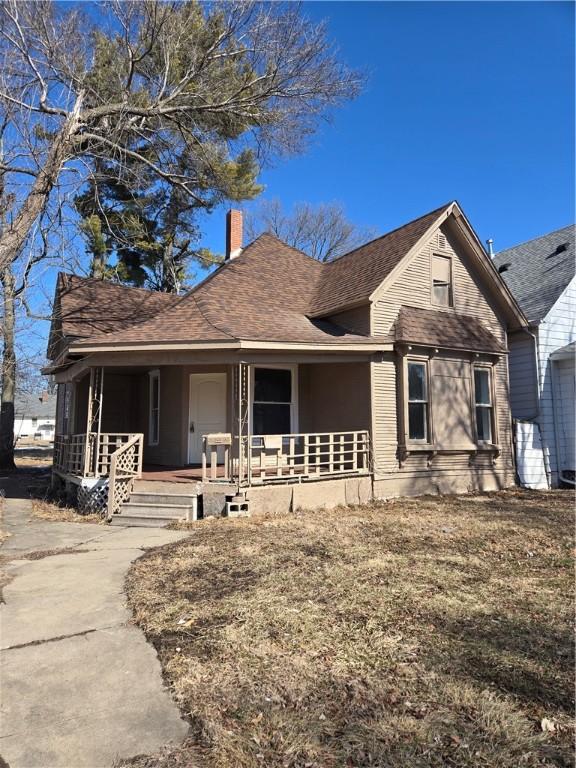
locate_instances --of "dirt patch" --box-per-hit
[120,489,575,768]
[18,546,89,561]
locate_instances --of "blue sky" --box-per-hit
[24,1,575,359]
[201,0,574,256]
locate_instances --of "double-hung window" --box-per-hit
[253,367,294,435]
[148,370,160,446]
[431,255,453,307]
[474,367,493,443]
[407,361,429,441]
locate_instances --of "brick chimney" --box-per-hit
[226,209,243,260]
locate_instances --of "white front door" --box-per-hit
[188,373,227,464]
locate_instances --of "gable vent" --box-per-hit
[438,233,447,249]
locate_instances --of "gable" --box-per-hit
[372,220,507,345]
[310,203,452,317]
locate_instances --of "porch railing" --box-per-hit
[107,433,144,519]
[202,430,371,485]
[53,432,142,478]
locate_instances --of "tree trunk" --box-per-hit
[0,266,16,470]
[0,97,83,275]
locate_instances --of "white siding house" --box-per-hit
[494,226,575,487]
[12,391,57,441]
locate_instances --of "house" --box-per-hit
[493,226,575,488]
[12,391,56,441]
[45,202,527,523]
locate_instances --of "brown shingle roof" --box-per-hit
[56,204,457,352]
[394,307,505,353]
[310,203,451,316]
[72,236,382,347]
[55,274,178,340]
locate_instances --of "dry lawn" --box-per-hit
[123,490,574,768]
[31,499,103,524]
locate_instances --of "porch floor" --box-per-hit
[140,464,226,483]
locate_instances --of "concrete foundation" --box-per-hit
[245,475,374,515]
[373,469,516,500]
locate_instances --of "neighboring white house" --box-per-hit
[493,225,575,488]
[13,391,57,441]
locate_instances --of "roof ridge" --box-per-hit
[255,231,325,266]
[179,233,298,302]
[325,202,453,267]
[496,224,575,257]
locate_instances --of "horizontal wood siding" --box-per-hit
[371,355,398,473]
[328,305,371,335]
[537,276,576,482]
[371,222,514,488]
[373,225,505,344]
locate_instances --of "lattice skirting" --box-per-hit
[76,481,109,516]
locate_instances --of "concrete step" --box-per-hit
[121,502,193,519]
[129,492,197,506]
[133,479,201,494]
[110,514,174,528]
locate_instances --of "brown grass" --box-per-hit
[122,489,575,768]
[31,499,103,525]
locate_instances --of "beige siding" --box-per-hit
[327,305,371,336]
[370,223,515,490]
[372,225,505,344]
[370,355,398,473]
[299,362,371,433]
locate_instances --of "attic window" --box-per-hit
[498,262,511,274]
[431,255,453,307]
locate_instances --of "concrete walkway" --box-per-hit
[0,496,190,768]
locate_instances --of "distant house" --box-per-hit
[493,226,575,488]
[14,391,56,441]
[45,202,527,523]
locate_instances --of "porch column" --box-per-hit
[235,361,251,486]
[84,367,104,476]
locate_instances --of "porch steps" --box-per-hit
[111,491,197,527]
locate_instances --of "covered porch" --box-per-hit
[52,356,373,516]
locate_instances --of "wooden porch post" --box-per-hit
[83,367,104,477]
[83,369,94,476]
[236,361,251,487]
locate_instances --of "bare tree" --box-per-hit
[246,199,377,262]
[0,0,363,274]
[0,0,363,468]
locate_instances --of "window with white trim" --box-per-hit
[407,361,429,441]
[148,370,160,446]
[252,367,294,435]
[431,254,453,307]
[474,367,493,443]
